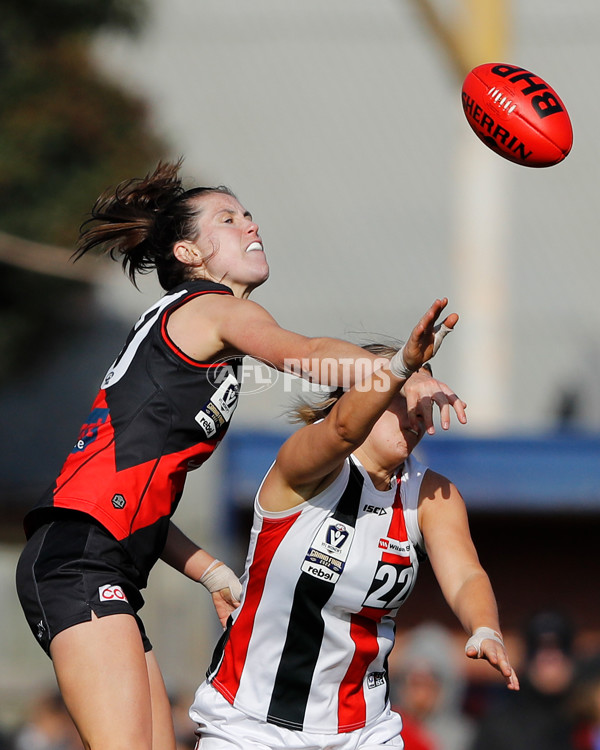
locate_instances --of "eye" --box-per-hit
[223,217,233,224]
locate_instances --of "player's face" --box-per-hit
[191,192,269,296]
[366,393,426,470]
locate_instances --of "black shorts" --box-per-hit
[15,511,152,656]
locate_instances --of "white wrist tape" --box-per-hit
[432,323,453,356]
[465,627,504,657]
[389,323,453,380]
[199,560,242,601]
[389,346,415,380]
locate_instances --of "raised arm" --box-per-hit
[169,292,382,383]
[418,470,519,690]
[167,293,467,429]
[261,299,457,510]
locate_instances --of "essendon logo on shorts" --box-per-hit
[98,584,128,603]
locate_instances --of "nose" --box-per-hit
[246,218,260,235]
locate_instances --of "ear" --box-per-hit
[173,241,204,268]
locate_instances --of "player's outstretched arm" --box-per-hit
[262,299,458,509]
[420,470,519,690]
[169,292,466,429]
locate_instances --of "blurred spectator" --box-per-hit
[391,622,474,750]
[472,610,577,750]
[12,689,82,750]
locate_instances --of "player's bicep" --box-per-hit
[216,298,311,370]
[281,420,353,485]
[419,471,482,599]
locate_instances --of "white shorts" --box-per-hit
[189,682,404,750]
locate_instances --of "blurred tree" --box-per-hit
[0,0,165,382]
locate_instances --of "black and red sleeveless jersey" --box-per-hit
[25,280,242,582]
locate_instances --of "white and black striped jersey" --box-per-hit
[204,453,428,735]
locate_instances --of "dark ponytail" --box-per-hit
[73,159,235,290]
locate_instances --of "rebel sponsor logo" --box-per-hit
[304,564,335,581]
[98,584,128,603]
[302,548,345,583]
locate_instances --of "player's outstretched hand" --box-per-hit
[402,298,458,372]
[465,631,520,691]
[402,369,467,434]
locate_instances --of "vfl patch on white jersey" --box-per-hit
[195,373,239,437]
[302,518,355,583]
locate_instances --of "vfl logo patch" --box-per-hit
[302,518,355,584]
[195,373,239,438]
[99,585,128,603]
[326,523,349,548]
[366,672,386,689]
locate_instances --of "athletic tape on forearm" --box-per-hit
[465,627,504,657]
[199,560,242,600]
[389,346,415,380]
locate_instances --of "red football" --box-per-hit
[461,62,573,167]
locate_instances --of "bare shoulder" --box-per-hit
[419,468,457,500]
[418,468,467,529]
[167,293,273,360]
[173,290,264,319]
